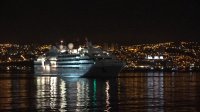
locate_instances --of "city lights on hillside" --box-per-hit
[0,41,199,71]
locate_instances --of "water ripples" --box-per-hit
[0,72,200,111]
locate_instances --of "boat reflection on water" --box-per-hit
[0,72,200,111]
[34,74,118,111]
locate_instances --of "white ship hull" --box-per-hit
[34,61,123,77]
[84,64,123,77]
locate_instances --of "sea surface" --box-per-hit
[0,72,200,112]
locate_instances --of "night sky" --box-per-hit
[0,0,200,44]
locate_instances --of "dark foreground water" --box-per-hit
[0,72,200,112]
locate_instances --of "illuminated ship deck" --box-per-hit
[34,41,124,77]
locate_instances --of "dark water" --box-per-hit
[0,72,200,112]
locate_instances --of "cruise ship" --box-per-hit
[34,41,124,77]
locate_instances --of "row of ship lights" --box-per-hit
[42,40,91,70]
